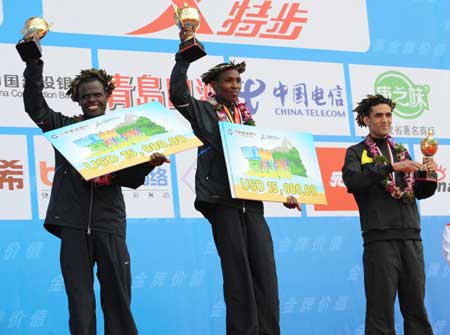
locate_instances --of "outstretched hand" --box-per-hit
[392,160,422,173]
[283,195,301,211]
[148,152,170,167]
[179,26,195,41]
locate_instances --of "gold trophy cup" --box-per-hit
[174,3,206,63]
[418,129,438,179]
[16,17,50,62]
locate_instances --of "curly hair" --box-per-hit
[201,60,246,84]
[66,68,115,102]
[353,94,396,127]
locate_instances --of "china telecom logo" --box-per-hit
[374,71,430,119]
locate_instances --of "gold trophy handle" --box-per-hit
[418,129,438,179]
[173,4,184,28]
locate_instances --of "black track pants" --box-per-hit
[60,228,138,335]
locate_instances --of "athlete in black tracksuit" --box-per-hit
[169,53,280,335]
[23,60,167,335]
[343,137,436,334]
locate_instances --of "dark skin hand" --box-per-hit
[283,195,301,211]
[148,152,170,167]
[179,26,195,41]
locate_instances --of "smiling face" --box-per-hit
[210,69,242,105]
[363,103,393,138]
[77,79,109,118]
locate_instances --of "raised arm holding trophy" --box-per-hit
[16,17,50,62]
[173,3,206,63]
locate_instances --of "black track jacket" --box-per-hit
[23,61,154,238]
[342,138,437,245]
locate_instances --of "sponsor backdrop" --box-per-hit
[1,0,449,334]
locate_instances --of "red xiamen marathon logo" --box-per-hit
[0,159,24,190]
[127,0,309,41]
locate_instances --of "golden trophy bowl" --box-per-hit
[16,17,50,62]
[173,3,206,63]
[417,129,438,179]
[420,130,438,157]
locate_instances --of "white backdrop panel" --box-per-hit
[229,57,350,135]
[350,64,450,138]
[43,0,369,51]
[0,44,91,127]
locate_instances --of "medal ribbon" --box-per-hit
[223,105,242,124]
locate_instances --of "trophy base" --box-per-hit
[416,169,437,181]
[415,169,438,197]
[16,37,42,62]
[179,38,206,63]
[415,156,437,181]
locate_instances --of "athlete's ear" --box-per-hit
[363,115,370,127]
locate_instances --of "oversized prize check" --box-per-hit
[44,101,202,180]
[219,122,327,205]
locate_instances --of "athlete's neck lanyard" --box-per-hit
[386,143,396,183]
[223,105,241,124]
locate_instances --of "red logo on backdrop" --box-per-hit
[40,161,55,186]
[0,160,24,190]
[107,73,210,110]
[127,0,213,35]
[313,148,358,212]
[435,164,446,182]
[127,0,309,41]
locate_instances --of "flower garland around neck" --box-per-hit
[364,135,415,203]
[92,174,115,186]
[207,93,255,126]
